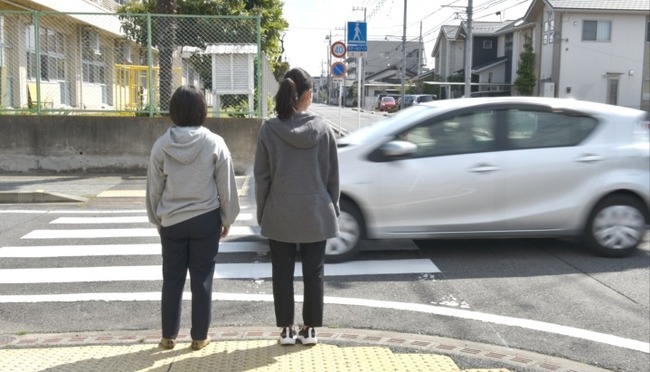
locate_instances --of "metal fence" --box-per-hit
[0,11,262,117]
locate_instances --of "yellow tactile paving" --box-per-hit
[0,340,512,371]
[394,353,460,372]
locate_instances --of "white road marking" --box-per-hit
[49,213,253,224]
[0,292,646,354]
[51,216,150,224]
[20,226,255,239]
[0,241,268,257]
[0,259,438,283]
[0,210,146,214]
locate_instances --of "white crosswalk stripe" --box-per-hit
[0,209,440,303]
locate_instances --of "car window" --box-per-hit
[395,110,496,157]
[507,110,598,149]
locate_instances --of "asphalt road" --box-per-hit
[0,105,648,371]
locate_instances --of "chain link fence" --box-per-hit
[0,11,264,117]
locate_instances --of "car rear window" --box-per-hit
[507,110,598,149]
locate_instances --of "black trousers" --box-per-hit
[159,208,221,340]
[269,239,325,328]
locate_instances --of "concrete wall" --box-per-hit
[0,116,262,175]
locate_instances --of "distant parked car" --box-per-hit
[325,96,650,262]
[379,96,396,111]
[398,94,436,109]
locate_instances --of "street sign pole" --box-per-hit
[347,21,368,130]
[358,56,362,130]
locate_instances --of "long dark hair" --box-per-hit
[275,68,313,120]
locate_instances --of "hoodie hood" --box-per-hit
[163,126,208,164]
[268,111,327,149]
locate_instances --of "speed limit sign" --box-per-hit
[331,41,346,58]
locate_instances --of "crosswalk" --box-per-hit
[0,208,440,304]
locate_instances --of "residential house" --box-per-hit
[522,0,649,110]
[431,0,649,110]
[431,20,527,99]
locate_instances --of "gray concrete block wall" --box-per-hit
[0,116,262,175]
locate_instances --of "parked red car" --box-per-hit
[379,96,396,111]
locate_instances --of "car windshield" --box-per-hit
[338,105,432,146]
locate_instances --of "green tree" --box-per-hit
[514,37,536,96]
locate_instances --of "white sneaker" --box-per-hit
[297,327,317,345]
[279,327,296,345]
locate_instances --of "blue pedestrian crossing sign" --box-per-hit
[347,21,367,56]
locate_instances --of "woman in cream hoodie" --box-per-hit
[146,85,240,351]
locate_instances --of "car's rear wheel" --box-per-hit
[325,200,364,263]
[585,195,648,257]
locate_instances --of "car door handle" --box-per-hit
[468,164,499,173]
[576,154,605,163]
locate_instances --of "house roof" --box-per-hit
[466,21,517,36]
[545,0,650,11]
[523,0,649,24]
[431,25,463,58]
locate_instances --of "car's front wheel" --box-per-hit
[325,200,364,263]
[585,195,648,257]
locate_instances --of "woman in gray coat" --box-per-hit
[254,67,340,346]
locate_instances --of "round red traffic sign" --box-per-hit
[331,41,346,58]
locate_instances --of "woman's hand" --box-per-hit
[221,225,230,238]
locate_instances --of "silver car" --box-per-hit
[326,97,649,262]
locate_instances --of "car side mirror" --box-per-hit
[381,140,418,157]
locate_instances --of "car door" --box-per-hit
[371,109,500,237]
[494,108,603,231]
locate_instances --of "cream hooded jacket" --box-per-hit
[254,111,340,243]
[146,126,240,228]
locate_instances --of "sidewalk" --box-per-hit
[0,173,607,371]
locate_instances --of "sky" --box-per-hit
[280,0,533,77]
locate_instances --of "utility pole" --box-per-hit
[418,21,423,76]
[326,30,331,105]
[464,0,473,97]
[400,0,407,107]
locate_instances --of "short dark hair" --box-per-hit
[169,85,207,127]
[274,68,313,120]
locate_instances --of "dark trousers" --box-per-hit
[269,239,325,328]
[159,209,221,340]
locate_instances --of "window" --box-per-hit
[646,21,650,42]
[82,30,106,84]
[396,111,496,158]
[507,110,597,149]
[606,74,620,105]
[582,20,611,41]
[483,40,493,49]
[25,25,67,81]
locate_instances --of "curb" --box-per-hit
[0,191,88,204]
[0,328,607,372]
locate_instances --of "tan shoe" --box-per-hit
[159,337,176,349]
[191,336,211,350]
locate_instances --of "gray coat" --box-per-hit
[254,111,340,243]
